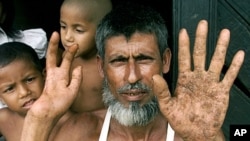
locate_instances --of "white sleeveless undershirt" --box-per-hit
[99,108,175,141]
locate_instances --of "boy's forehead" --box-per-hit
[61,4,91,19]
[61,0,112,22]
[0,59,37,74]
[62,0,108,13]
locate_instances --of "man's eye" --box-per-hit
[111,58,127,63]
[136,56,153,62]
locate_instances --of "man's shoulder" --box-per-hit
[77,108,107,122]
[63,109,107,128]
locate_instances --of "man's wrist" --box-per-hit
[21,113,57,141]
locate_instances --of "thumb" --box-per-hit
[152,74,172,108]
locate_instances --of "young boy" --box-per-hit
[0,42,45,140]
[59,0,112,112]
[0,42,71,141]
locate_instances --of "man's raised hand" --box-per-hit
[153,20,245,141]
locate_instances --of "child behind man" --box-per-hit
[0,42,71,141]
[0,42,45,140]
[59,0,112,112]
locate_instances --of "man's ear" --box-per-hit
[162,48,172,74]
[97,55,104,78]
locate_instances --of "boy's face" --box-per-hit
[60,4,97,58]
[0,59,44,116]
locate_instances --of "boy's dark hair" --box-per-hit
[96,3,168,59]
[0,42,43,72]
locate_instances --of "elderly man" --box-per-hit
[21,4,244,141]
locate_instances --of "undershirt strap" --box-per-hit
[166,123,175,141]
[99,107,175,141]
[99,108,111,141]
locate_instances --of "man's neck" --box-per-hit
[109,114,168,141]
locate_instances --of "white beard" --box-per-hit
[102,78,159,126]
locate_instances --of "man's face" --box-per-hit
[102,33,164,107]
[99,32,170,126]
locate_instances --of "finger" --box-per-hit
[178,28,191,73]
[193,20,208,71]
[208,29,230,78]
[152,74,171,109]
[46,32,60,69]
[60,44,78,70]
[222,50,245,87]
[69,66,82,99]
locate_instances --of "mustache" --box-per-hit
[117,82,152,94]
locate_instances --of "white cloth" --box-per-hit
[0,27,48,59]
[99,108,175,141]
[0,102,6,109]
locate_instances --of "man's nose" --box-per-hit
[126,61,142,84]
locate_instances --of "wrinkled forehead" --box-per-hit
[104,33,160,56]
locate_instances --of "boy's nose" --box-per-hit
[18,85,31,98]
[65,30,74,42]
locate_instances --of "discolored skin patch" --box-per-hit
[153,20,245,141]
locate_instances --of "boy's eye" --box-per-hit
[60,25,66,29]
[75,29,84,33]
[3,86,14,93]
[26,77,35,83]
